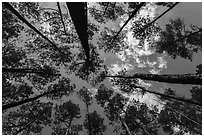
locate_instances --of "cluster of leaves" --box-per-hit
[2,78,33,106]
[52,100,81,135]
[2,3,24,41]
[84,111,106,135]
[2,2,202,135]
[46,77,76,100]
[131,15,161,48]
[97,27,127,53]
[88,2,125,24]
[155,18,202,60]
[71,45,105,82]
[3,101,53,135]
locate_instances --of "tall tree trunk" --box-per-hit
[136,2,179,35]
[174,29,202,43]
[119,106,150,135]
[85,103,91,135]
[118,116,132,135]
[2,68,51,75]
[111,2,145,43]
[65,117,73,135]
[57,2,67,36]
[135,85,202,106]
[66,2,90,62]
[153,99,202,127]
[106,73,201,85]
[2,91,54,111]
[3,2,64,55]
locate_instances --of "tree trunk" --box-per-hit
[66,118,73,135]
[3,2,64,55]
[2,91,54,111]
[66,2,90,62]
[119,106,150,135]
[174,29,202,43]
[118,116,132,135]
[106,73,201,85]
[135,85,202,106]
[111,2,145,43]
[136,2,179,35]
[57,2,67,36]
[154,99,202,127]
[85,103,91,135]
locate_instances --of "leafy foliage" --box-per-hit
[89,2,125,24]
[2,101,53,135]
[52,100,81,135]
[2,2,202,135]
[97,27,127,53]
[77,87,93,106]
[84,111,106,134]
[46,77,75,100]
[155,18,202,60]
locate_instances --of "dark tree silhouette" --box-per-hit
[155,18,202,60]
[3,2,64,55]
[84,111,106,135]
[3,101,53,135]
[52,101,81,135]
[66,2,90,62]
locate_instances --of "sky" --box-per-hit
[2,2,202,135]
[42,2,201,134]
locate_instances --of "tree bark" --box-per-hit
[106,73,201,85]
[2,91,54,111]
[66,2,90,62]
[3,2,64,55]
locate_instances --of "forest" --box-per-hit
[2,2,202,135]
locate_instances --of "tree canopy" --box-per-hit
[2,2,202,135]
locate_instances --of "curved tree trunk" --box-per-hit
[106,73,201,85]
[2,91,54,111]
[118,116,132,135]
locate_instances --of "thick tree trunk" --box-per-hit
[2,91,54,111]
[106,73,201,85]
[3,2,64,55]
[66,2,90,62]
